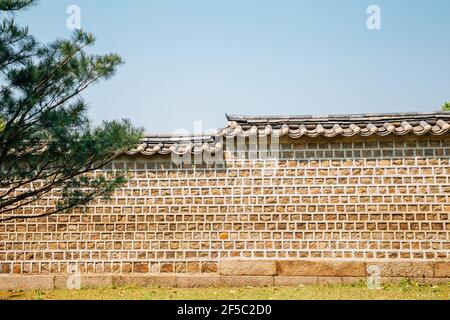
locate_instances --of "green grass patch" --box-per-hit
[0,281,448,300]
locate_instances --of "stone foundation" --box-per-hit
[0,260,448,291]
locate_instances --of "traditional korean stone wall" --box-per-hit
[0,135,449,287]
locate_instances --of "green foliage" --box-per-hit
[442,102,450,111]
[397,278,425,292]
[0,0,35,12]
[2,283,450,300]
[0,0,144,222]
[34,290,43,300]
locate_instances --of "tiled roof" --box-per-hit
[126,134,221,156]
[126,111,450,156]
[224,112,450,138]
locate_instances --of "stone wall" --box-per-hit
[0,135,449,287]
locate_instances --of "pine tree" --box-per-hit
[442,102,450,111]
[0,0,143,222]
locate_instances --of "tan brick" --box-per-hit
[277,260,366,277]
[317,277,343,285]
[0,275,55,291]
[0,264,10,274]
[12,264,21,274]
[220,276,274,287]
[201,262,218,273]
[122,263,133,273]
[160,263,174,273]
[187,262,200,273]
[54,275,113,289]
[274,276,318,286]
[434,262,450,278]
[176,275,223,288]
[133,263,149,273]
[219,260,277,276]
[175,275,273,288]
[219,232,229,240]
[376,262,434,278]
[113,275,176,287]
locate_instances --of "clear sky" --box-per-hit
[16,0,450,133]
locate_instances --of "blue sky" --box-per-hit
[17,0,450,133]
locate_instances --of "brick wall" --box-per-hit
[1,135,449,282]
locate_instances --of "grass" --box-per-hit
[0,279,449,300]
